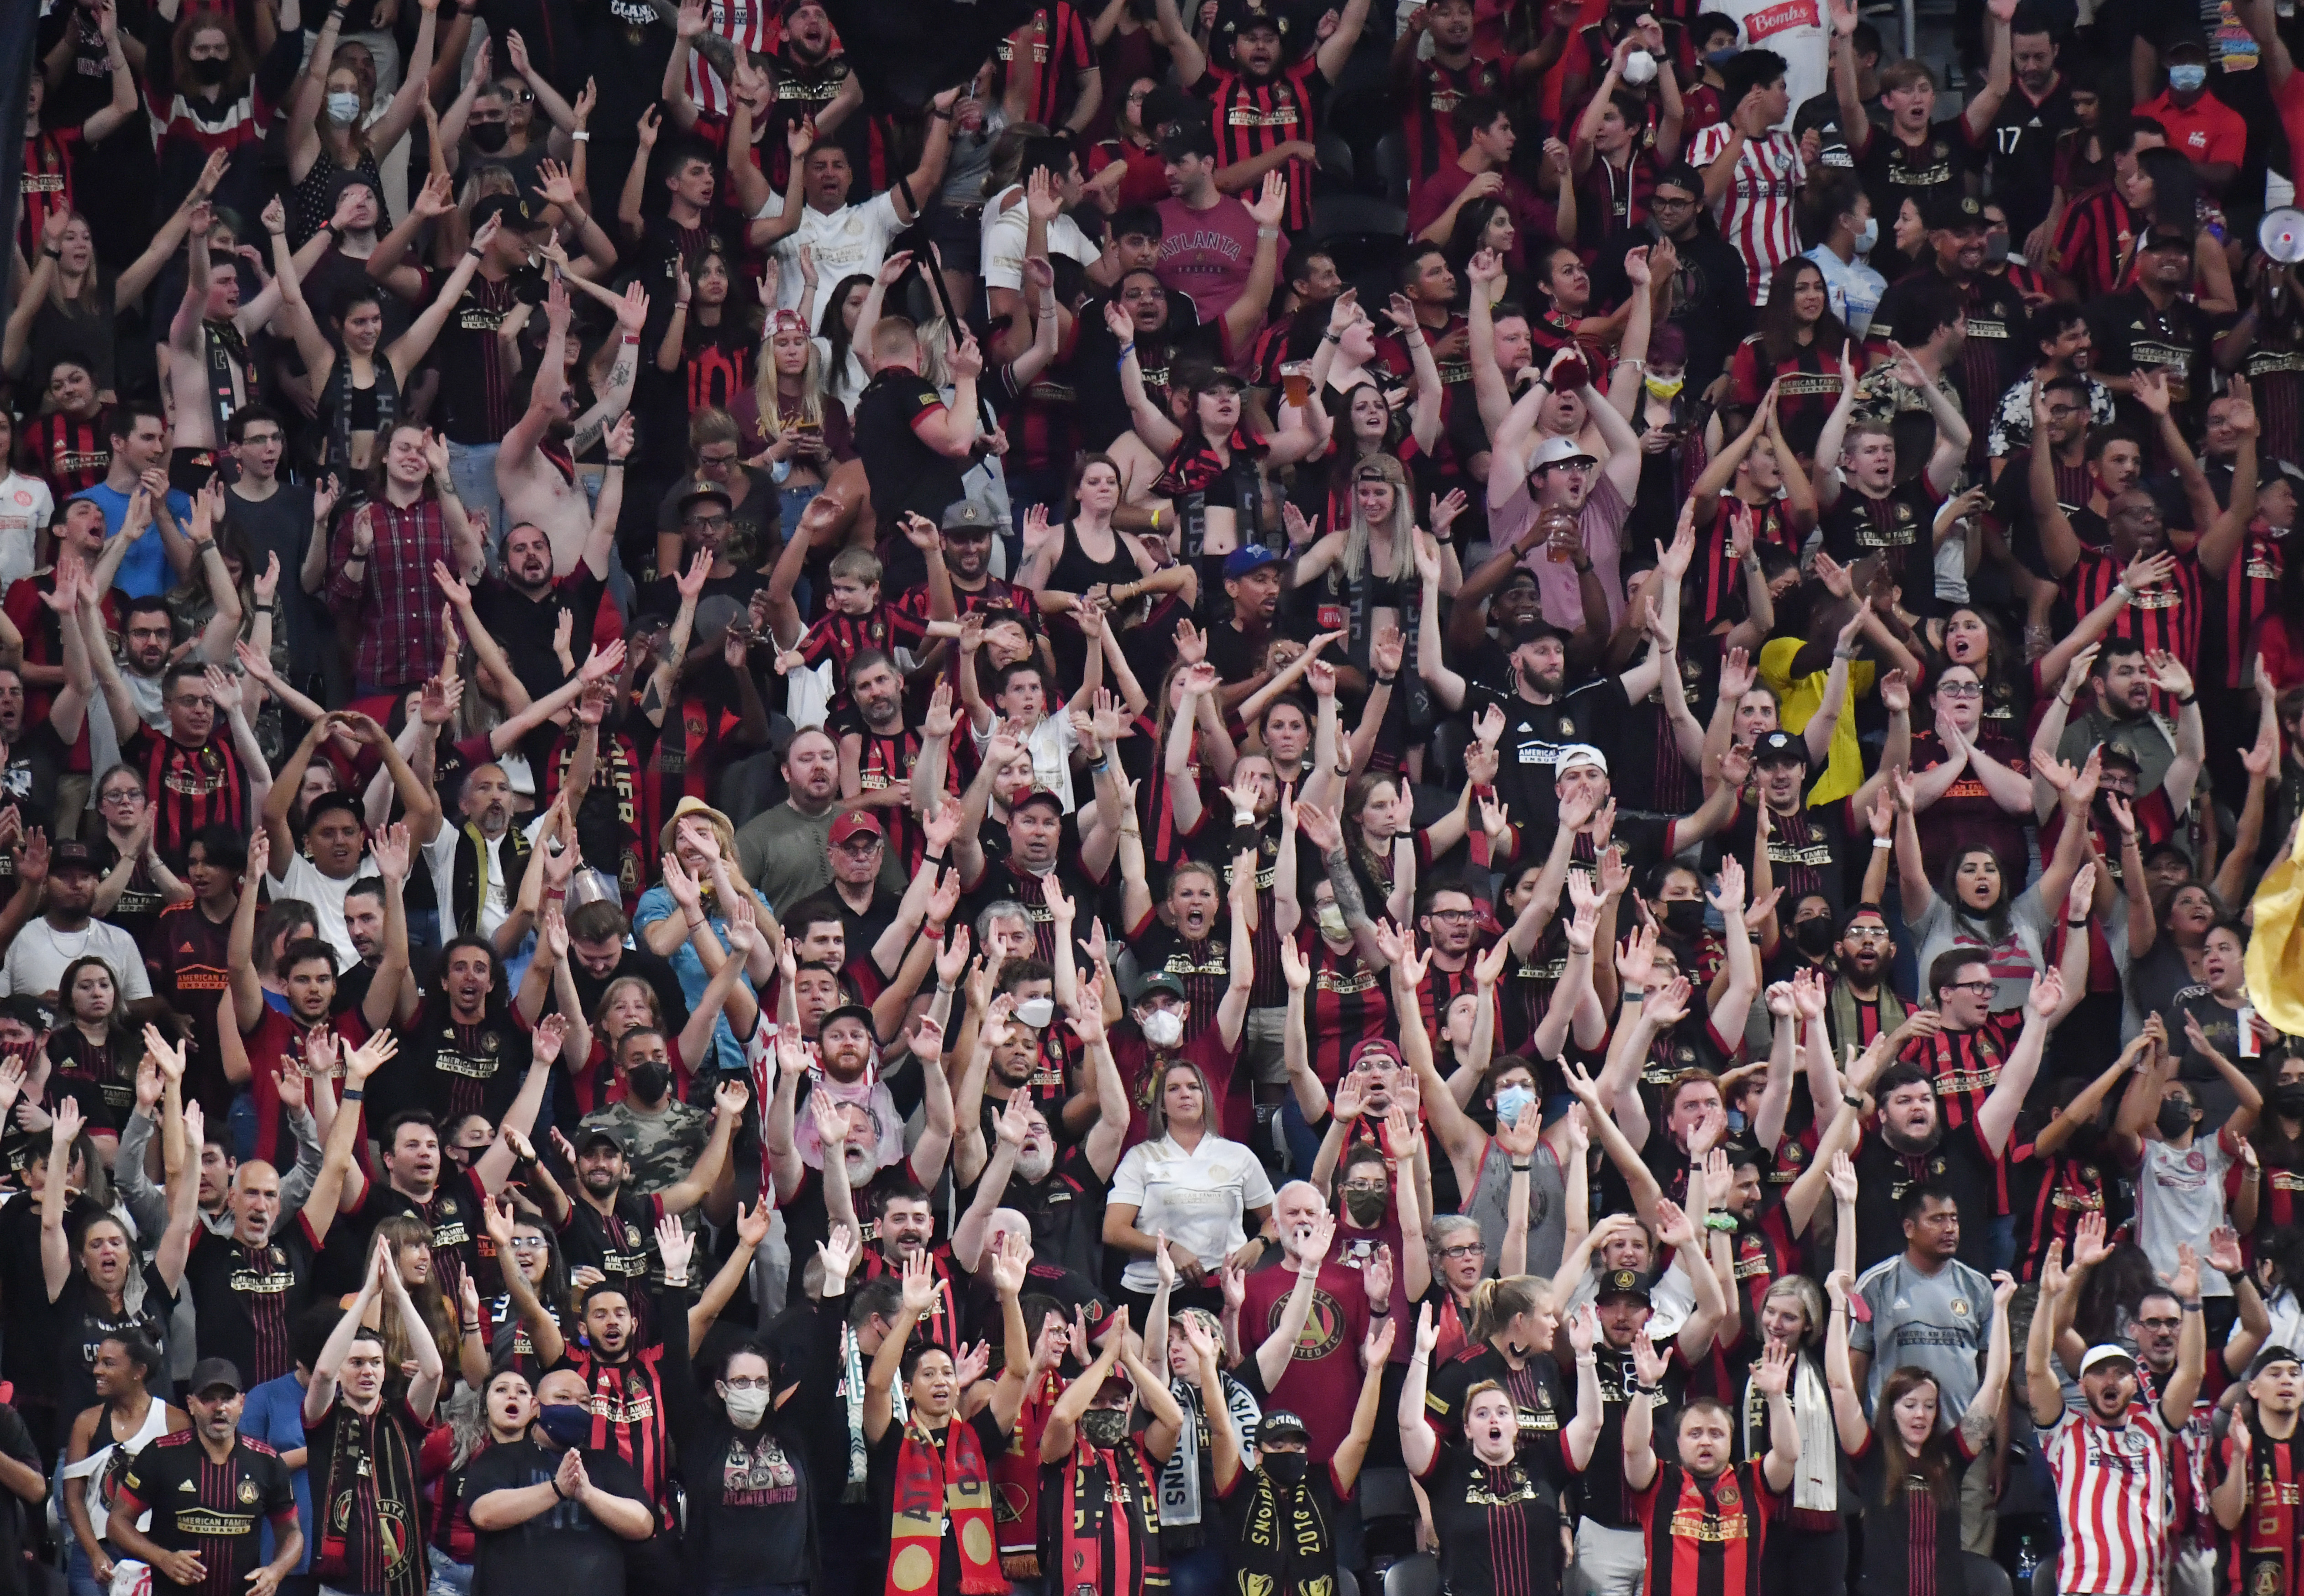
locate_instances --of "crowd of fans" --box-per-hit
[5,0,2304,1595]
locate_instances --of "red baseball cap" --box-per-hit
[829,811,885,846]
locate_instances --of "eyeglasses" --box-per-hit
[507,1237,548,1252]
[2045,404,2083,419]
[687,512,731,530]
[1339,1179,1388,1194]
[1650,193,1697,209]
[1937,681,1983,699]
[1428,908,1476,923]
[172,695,215,710]
[1948,979,1996,995]
[99,788,142,804]
[722,1376,774,1391]
[1438,1243,1486,1260]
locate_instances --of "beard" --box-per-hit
[1017,1144,1055,1182]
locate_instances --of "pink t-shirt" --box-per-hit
[1154,194,1284,320]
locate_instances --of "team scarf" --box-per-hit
[1739,1349,1836,1513]
[204,319,248,474]
[887,1413,1003,1596]
[1829,976,1907,1054]
[1232,1461,1336,1596]
[842,1322,905,1502]
[325,353,398,472]
[2237,1413,2304,1596]
[1060,1429,1163,1596]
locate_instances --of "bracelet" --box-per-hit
[1117,342,1136,360]
[1511,1158,1532,1173]
[685,915,706,928]
[1368,1305,1392,1318]
[342,1087,365,1102]
[1871,837,1892,850]
[932,106,954,119]
[607,455,629,466]
[550,1478,567,1500]
[923,921,945,941]
[42,249,60,260]
[2181,1300,2204,1313]
[572,130,590,141]
[2113,582,2133,602]
[1841,1091,1863,1108]
[1256,226,1279,239]
[924,850,948,869]
[621,333,640,346]
[2057,692,2074,706]
[467,246,484,260]
[2065,917,2087,928]
[2176,692,2197,707]
[1321,330,1338,343]
[1375,671,1397,685]
[674,299,691,311]
[462,1320,481,1334]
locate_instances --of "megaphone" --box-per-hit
[2261,207,2304,264]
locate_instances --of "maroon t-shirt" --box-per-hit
[1239,1257,1374,1459]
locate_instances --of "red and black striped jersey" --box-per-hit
[25,408,111,495]
[563,1346,676,1514]
[2204,523,2288,689]
[1398,53,1504,180]
[1900,1010,2021,1139]
[1691,493,1805,632]
[1727,338,1848,463]
[2067,544,2202,674]
[2050,186,2138,304]
[18,130,79,263]
[846,722,947,873]
[639,696,738,830]
[2008,1136,2113,1284]
[1194,58,1325,234]
[1124,915,1233,1043]
[121,726,248,863]
[1302,929,1391,1088]
[1631,1460,1780,1596]
[997,3,1096,130]
[1413,956,1503,1047]
[798,602,929,682]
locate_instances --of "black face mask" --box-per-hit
[2273,1084,2304,1119]
[189,56,230,86]
[1793,917,1838,956]
[2156,1100,2195,1140]
[1080,1408,1130,1449]
[1659,900,1706,939]
[1263,1453,1307,1486]
[1343,1187,1390,1225]
[626,1062,671,1104]
[469,121,510,152]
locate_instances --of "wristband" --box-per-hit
[1872,837,1892,849]
[1256,226,1278,239]
[2113,582,2133,602]
[1841,1091,1863,1108]
[1368,1305,1391,1318]
[2065,917,2086,928]
[923,921,945,941]
[42,248,61,260]
[2175,691,2197,707]
[621,333,640,346]
[550,1479,567,1500]
[342,1087,365,1102]
[924,850,948,869]
[1376,671,1397,685]
[572,130,590,141]
[2181,1299,2204,1313]
[1511,1158,1532,1173]
[467,246,484,260]
[462,1320,482,1334]
[607,455,629,466]
[1704,1212,1737,1231]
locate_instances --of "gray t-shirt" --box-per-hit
[1905,885,2057,1015]
[1847,1253,1995,1420]
[2136,1131,2237,1298]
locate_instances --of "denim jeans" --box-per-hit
[778,482,823,615]
[446,441,504,571]
[425,1547,474,1596]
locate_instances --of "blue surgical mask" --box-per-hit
[1855,216,1879,252]
[2168,63,2207,92]
[1494,1084,1534,1128]
[1705,46,1738,66]
[325,91,362,125]
[1726,1109,1747,1132]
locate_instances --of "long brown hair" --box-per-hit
[1872,1367,1960,1506]
[172,14,253,101]
[372,1213,457,1371]
[1466,1275,1549,1343]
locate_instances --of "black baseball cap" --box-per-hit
[1135,970,1187,1003]
[187,1358,244,1397]
[2099,740,2146,772]
[48,838,113,876]
[820,1003,877,1038]
[2141,227,2193,254]
[1753,729,1809,769]
[1260,1409,1311,1441]
[576,1125,628,1155]
[1921,191,1987,233]
[470,193,549,235]
[1597,1268,1652,1303]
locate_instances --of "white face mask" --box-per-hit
[1141,1009,1185,1049]
[1014,996,1055,1029]
[325,91,362,125]
[1855,216,1879,253]
[722,1386,771,1428]
[1621,48,1657,84]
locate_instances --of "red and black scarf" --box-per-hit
[2235,1415,2304,1596]
[1059,1432,1164,1596]
[889,1416,1003,1596]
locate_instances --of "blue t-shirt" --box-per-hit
[632,883,772,1077]
[237,1372,313,1570]
[75,482,194,599]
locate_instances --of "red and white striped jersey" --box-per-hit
[686,0,774,115]
[2041,1402,2178,1596]
[1685,123,1805,304]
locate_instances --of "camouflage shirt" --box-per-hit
[579,1100,712,1196]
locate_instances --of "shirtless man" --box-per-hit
[165,199,306,492]
[494,275,646,577]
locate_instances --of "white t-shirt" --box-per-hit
[1717,0,1830,129]
[269,850,378,971]
[1109,1132,1277,1292]
[977,185,1098,292]
[763,191,908,312]
[421,823,511,943]
[2137,1130,2239,1297]
[972,709,1081,811]
[1803,243,1887,337]
[0,473,55,593]
[0,916,153,1003]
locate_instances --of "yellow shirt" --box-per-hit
[1758,636,1876,807]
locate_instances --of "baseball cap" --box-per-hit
[1135,970,1188,1003]
[820,1002,877,1038]
[1510,617,1568,648]
[2141,227,2193,254]
[187,1358,245,1398]
[1752,729,1809,768]
[576,1124,627,1155]
[1597,1268,1652,1303]
[942,498,1000,535]
[1219,0,1288,37]
[470,192,548,234]
[1350,1038,1404,1071]
[1223,545,1284,580]
[2078,1344,2138,1376]
[829,810,885,847]
[2246,1344,2302,1381]
[2098,740,2145,772]
[48,838,112,875]
[1530,435,1599,469]
[1921,191,1987,233]
[1013,785,1065,817]
[1259,1409,1311,1441]
[1556,743,1609,775]
[677,479,735,515]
